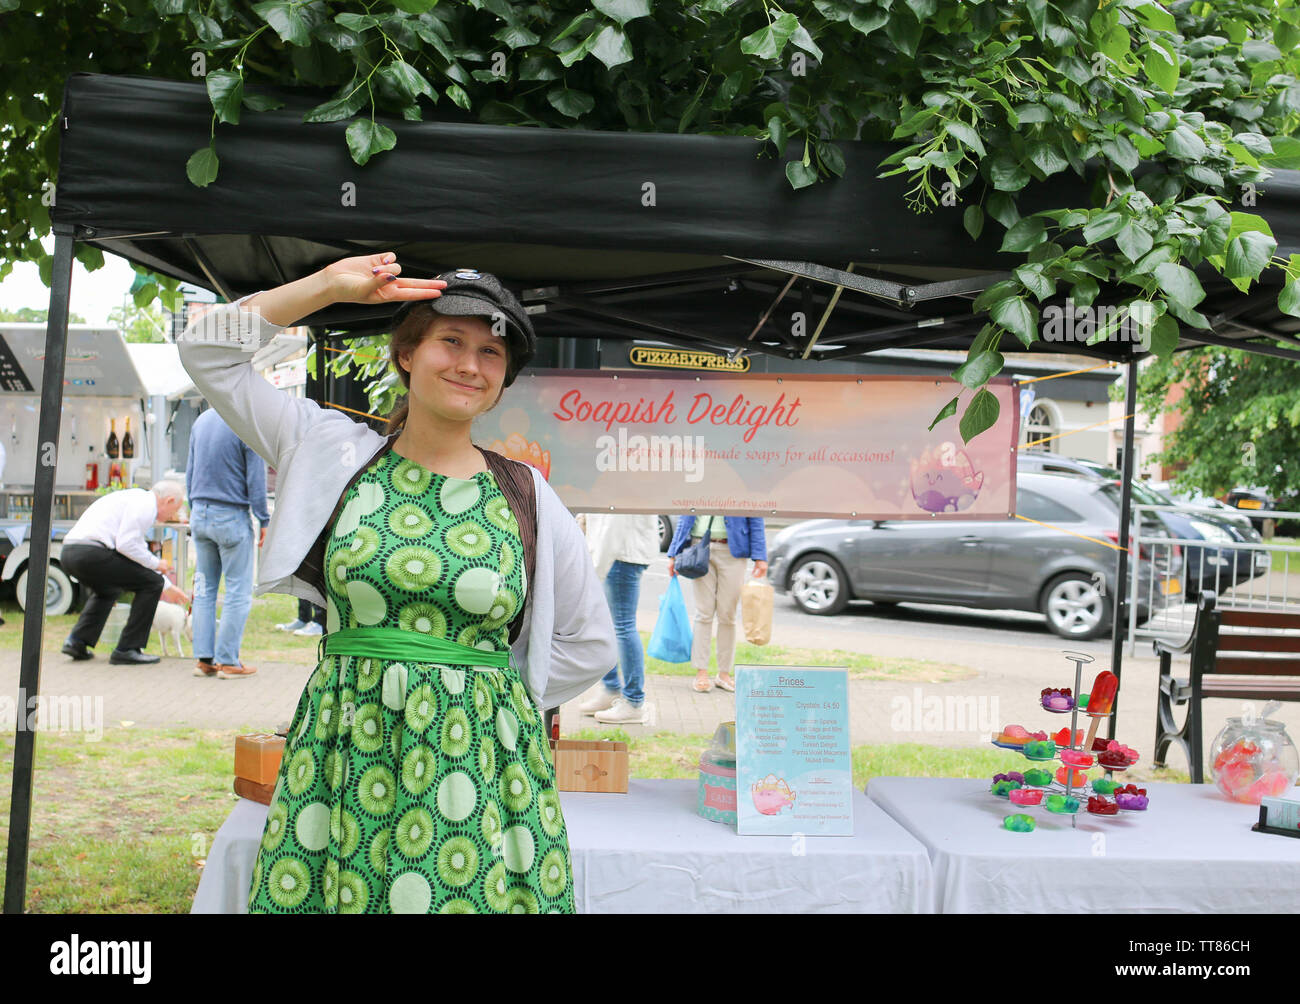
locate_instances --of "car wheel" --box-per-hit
[1039,572,1111,641]
[788,554,850,616]
[16,563,77,617]
[658,515,672,552]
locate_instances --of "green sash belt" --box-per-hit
[321,627,510,668]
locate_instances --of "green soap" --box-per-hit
[1003,813,1036,832]
[1022,768,1053,787]
[991,779,1023,797]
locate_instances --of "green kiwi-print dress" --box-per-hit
[247,449,574,914]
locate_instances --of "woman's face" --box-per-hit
[398,314,508,422]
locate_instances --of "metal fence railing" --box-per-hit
[1127,503,1299,653]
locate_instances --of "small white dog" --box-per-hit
[151,600,193,657]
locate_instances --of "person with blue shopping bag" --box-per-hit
[667,515,767,693]
[579,513,660,725]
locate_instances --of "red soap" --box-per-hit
[1087,796,1119,815]
[1087,671,1118,714]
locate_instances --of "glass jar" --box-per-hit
[1208,716,1299,804]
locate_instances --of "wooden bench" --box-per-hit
[1153,590,1300,782]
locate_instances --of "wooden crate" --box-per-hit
[234,733,285,786]
[549,739,628,793]
[233,776,276,805]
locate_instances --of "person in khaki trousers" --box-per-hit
[667,515,767,692]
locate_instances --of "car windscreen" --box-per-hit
[1096,483,1169,535]
[1017,488,1084,523]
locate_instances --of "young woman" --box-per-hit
[179,254,617,913]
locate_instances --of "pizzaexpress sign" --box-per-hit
[628,346,751,372]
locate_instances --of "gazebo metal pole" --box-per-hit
[1107,358,1140,742]
[4,227,76,914]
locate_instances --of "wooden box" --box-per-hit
[549,739,628,793]
[234,733,285,786]
[233,776,276,805]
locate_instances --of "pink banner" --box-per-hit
[472,373,1019,519]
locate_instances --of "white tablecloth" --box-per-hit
[867,777,1300,913]
[194,779,933,913]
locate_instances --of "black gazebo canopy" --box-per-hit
[55,73,1300,362]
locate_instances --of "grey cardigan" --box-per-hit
[176,299,616,710]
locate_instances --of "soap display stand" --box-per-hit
[992,651,1149,829]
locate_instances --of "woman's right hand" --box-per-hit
[322,253,448,307]
[667,557,676,577]
[243,253,448,327]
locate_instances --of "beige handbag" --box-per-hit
[741,579,774,645]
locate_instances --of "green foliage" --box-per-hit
[108,299,172,343]
[0,308,88,324]
[2,1,1299,443]
[1138,344,1300,500]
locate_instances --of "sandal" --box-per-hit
[715,676,736,693]
[692,677,714,693]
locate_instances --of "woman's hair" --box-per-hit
[382,305,512,435]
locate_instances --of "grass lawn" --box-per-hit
[639,631,974,682]
[1,725,1190,913]
[1264,536,1298,560]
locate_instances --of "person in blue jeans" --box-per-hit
[579,513,660,724]
[667,515,767,693]
[186,406,269,680]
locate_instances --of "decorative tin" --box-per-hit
[697,748,737,825]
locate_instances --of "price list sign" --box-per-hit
[735,666,853,836]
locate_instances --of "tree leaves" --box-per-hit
[959,388,1001,444]
[547,87,595,119]
[185,144,219,187]
[1165,124,1206,161]
[991,296,1037,348]
[589,25,634,69]
[345,119,396,166]
[252,0,315,47]
[741,13,799,60]
[954,349,1004,389]
[928,395,959,432]
[1225,230,1277,283]
[593,0,652,26]
[1144,38,1179,95]
[205,70,242,125]
[1152,263,1206,313]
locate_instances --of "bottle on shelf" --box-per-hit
[122,416,134,459]
[84,446,98,490]
[106,418,119,459]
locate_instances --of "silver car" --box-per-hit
[768,471,1181,640]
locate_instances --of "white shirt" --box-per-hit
[177,298,617,711]
[584,513,660,580]
[63,488,161,571]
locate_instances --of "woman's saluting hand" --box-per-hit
[324,253,448,306]
[242,253,447,328]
